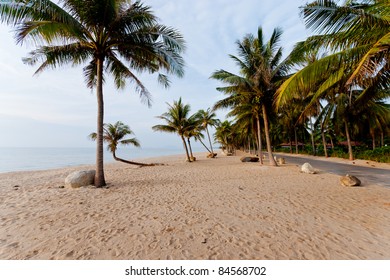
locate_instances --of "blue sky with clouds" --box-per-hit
[0,0,309,149]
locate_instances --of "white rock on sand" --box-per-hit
[65,170,96,188]
[300,162,316,174]
[0,152,390,260]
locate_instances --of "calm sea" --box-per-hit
[0,147,194,173]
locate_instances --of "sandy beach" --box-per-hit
[0,151,389,260]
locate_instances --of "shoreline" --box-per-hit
[2,147,389,175]
[1,151,390,260]
[0,147,193,174]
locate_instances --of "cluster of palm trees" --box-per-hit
[0,0,185,187]
[210,0,390,164]
[152,98,219,162]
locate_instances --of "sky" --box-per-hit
[0,0,310,149]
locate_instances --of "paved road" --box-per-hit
[274,153,390,188]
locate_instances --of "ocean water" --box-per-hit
[0,147,193,173]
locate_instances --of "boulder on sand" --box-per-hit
[65,170,95,188]
[300,163,316,174]
[240,156,259,163]
[340,174,361,187]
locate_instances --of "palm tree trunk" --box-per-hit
[181,135,191,162]
[206,126,214,154]
[381,131,384,147]
[310,118,316,156]
[321,130,328,157]
[345,121,354,160]
[321,122,328,157]
[112,152,159,166]
[187,137,194,159]
[197,137,212,153]
[294,127,298,154]
[256,115,263,164]
[262,104,277,166]
[371,131,376,150]
[95,56,106,187]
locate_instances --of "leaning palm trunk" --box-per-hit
[256,115,263,164]
[262,104,277,166]
[181,135,191,162]
[95,57,106,187]
[196,136,212,153]
[294,127,299,154]
[344,121,354,160]
[206,126,214,154]
[112,152,161,167]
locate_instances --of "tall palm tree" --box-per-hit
[0,0,185,187]
[89,121,157,166]
[212,26,289,166]
[196,108,219,157]
[152,98,194,162]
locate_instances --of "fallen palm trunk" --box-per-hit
[113,154,165,167]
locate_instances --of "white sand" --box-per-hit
[0,152,389,260]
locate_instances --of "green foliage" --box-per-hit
[89,121,140,154]
[356,146,390,163]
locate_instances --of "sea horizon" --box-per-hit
[0,146,205,173]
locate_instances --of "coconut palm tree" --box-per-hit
[277,0,390,105]
[152,98,194,162]
[213,86,264,161]
[183,112,201,161]
[212,26,289,166]
[196,108,219,157]
[0,0,185,187]
[89,121,157,166]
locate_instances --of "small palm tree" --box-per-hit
[89,121,155,166]
[183,112,201,161]
[0,0,185,186]
[215,120,235,155]
[152,98,194,162]
[196,108,219,157]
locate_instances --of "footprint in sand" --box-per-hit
[148,240,159,250]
